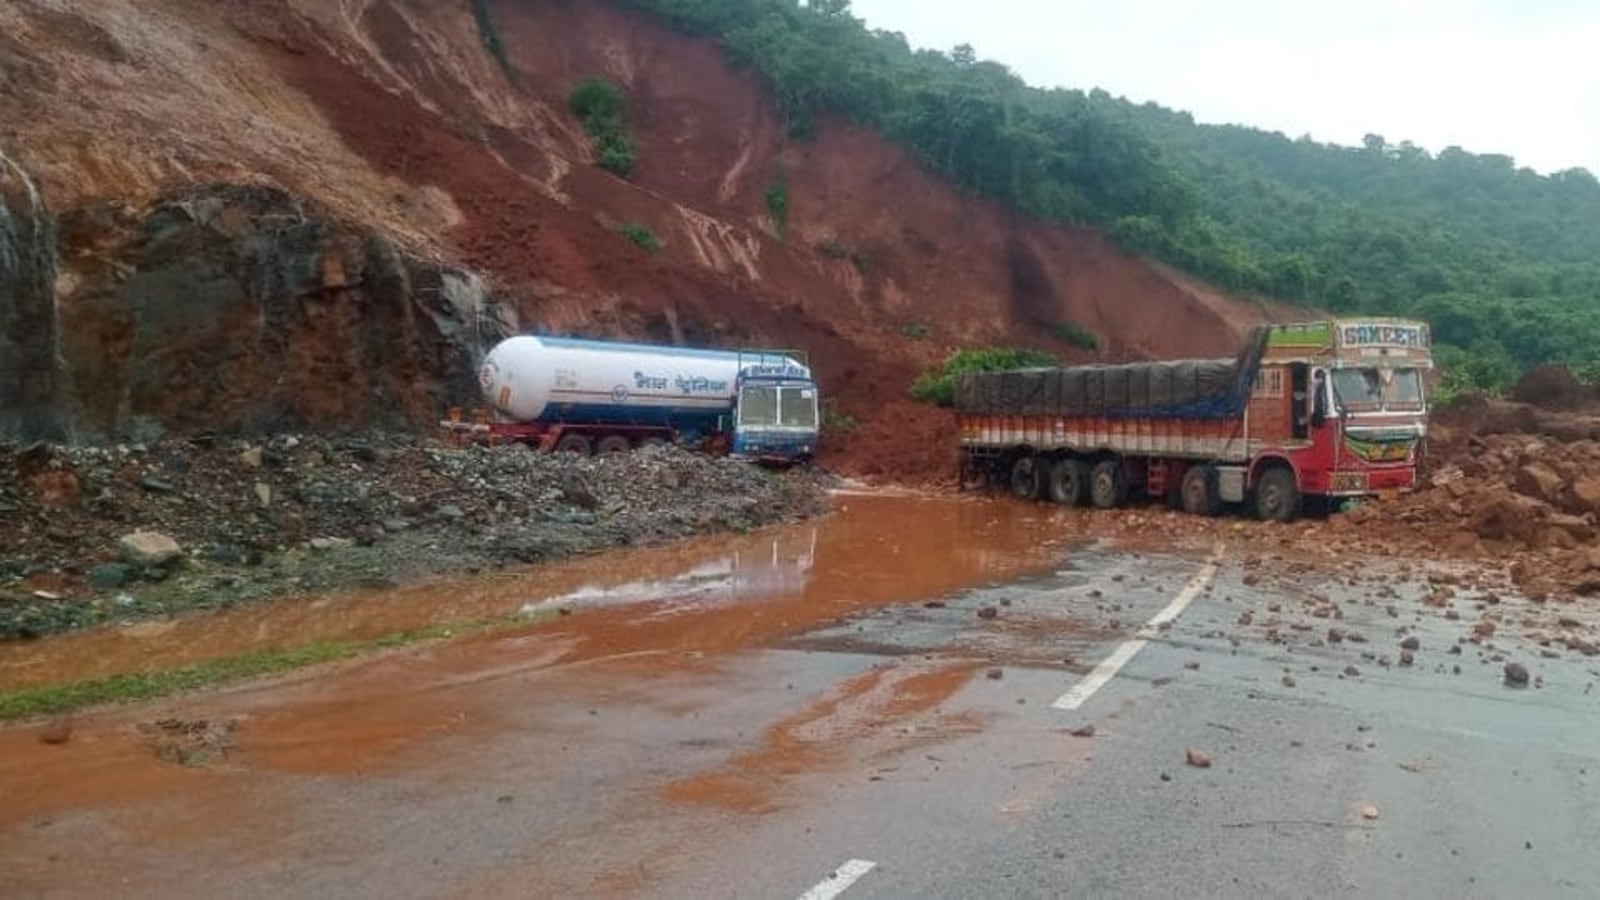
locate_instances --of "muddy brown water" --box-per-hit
[0,492,1093,692]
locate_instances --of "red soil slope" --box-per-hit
[2,0,1292,482]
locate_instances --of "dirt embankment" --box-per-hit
[1320,393,1600,602]
[0,0,1290,484]
[0,437,830,641]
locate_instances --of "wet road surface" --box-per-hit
[2,493,1598,898]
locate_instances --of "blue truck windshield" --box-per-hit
[739,383,818,429]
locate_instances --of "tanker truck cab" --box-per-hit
[729,361,820,464]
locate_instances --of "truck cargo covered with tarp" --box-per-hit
[954,327,1269,420]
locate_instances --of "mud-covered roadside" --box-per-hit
[0,437,832,640]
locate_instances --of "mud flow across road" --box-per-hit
[4,492,1596,899]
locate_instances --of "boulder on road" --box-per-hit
[118,531,182,567]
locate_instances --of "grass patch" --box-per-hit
[472,0,513,81]
[619,222,662,253]
[822,405,860,435]
[815,237,849,260]
[0,614,544,722]
[910,347,1059,406]
[1052,320,1100,351]
[764,175,790,239]
[568,77,636,177]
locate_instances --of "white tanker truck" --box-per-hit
[445,335,820,464]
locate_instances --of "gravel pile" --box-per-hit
[0,436,831,638]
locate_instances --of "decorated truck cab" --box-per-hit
[954,318,1433,520]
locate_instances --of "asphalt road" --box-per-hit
[3,494,1598,899]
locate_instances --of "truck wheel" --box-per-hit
[1047,458,1089,506]
[1089,460,1127,509]
[1253,466,1300,522]
[554,434,593,455]
[1009,456,1043,501]
[1180,465,1222,516]
[596,435,632,454]
[960,457,990,492]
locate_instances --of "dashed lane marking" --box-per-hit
[1051,545,1224,711]
[797,859,878,900]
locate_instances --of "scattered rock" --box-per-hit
[1281,675,1297,687]
[117,531,182,567]
[38,719,73,745]
[87,563,134,589]
[308,536,353,552]
[1400,635,1420,651]
[1185,747,1212,768]
[1504,662,1531,687]
[138,476,176,494]
[1399,650,1415,667]
[1069,724,1096,738]
[1327,627,1346,644]
[1361,804,1381,820]
[985,667,1004,680]
[1344,665,1361,677]
[977,606,999,620]
[1184,660,1200,670]
[239,446,264,468]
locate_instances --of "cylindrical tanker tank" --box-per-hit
[478,335,811,425]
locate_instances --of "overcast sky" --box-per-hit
[847,0,1600,175]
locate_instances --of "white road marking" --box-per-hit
[1052,546,1224,711]
[798,859,878,900]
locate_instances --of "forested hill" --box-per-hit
[622,0,1600,390]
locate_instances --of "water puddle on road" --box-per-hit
[0,492,1099,691]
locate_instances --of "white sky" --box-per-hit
[847,0,1600,175]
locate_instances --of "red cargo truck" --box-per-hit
[955,319,1433,521]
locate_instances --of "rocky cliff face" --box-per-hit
[6,176,509,439]
[0,149,62,440]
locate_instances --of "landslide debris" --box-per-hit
[0,436,831,639]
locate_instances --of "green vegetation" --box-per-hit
[813,236,872,272]
[472,0,513,80]
[619,222,663,252]
[622,0,1600,391]
[815,237,850,260]
[765,172,790,238]
[568,77,637,177]
[0,615,547,722]
[1052,321,1100,351]
[822,404,860,434]
[911,347,1058,406]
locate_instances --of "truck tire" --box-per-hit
[596,435,632,454]
[554,434,593,455]
[1009,456,1043,501]
[1089,460,1127,509]
[1253,466,1301,522]
[1180,465,1222,516]
[1047,458,1089,506]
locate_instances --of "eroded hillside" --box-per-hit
[0,0,1281,479]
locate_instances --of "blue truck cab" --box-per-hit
[730,360,819,464]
